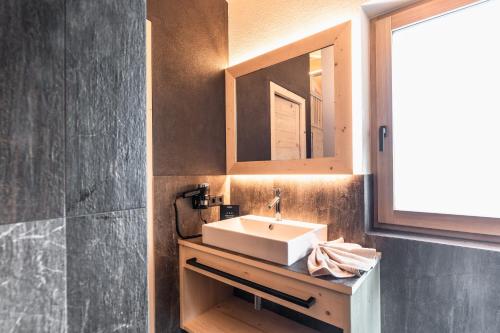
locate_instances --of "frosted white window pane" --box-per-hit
[391,0,500,218]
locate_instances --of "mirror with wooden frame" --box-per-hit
[226,21,352,174]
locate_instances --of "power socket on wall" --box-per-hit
[208,195,224,207]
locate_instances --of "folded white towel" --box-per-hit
[307,238,378,278]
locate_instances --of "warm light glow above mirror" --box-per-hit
[230,174,352,182]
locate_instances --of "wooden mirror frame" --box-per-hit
[225,21,353,175]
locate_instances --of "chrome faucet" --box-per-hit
[267,188,281,221]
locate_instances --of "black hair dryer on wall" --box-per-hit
[180,183,211,209]
[174,183,224,239]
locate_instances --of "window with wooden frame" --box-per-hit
[372,0,500,241]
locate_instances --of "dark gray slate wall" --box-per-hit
[153,176,228,332]
[65,0,148,332]
[0,1,66,331]
[0,218,66,332]
[147,0,228,332]
[231,176,500,333]
[65,0,146,217]
[148,0,228,176]
[0,0,65,225]
[67,209,148,333]
[375,236,500,333]
[0,0,148,332]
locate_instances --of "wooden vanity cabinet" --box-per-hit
[179,239,381,333]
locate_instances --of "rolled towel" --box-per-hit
[307,238,378,278]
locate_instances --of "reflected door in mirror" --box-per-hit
[273,95,301,160]
[236,45,336,162]
[270,82,306,161]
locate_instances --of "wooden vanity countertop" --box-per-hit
[179,237,381,295]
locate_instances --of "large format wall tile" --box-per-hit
[0,218,66,332]
[375,237,500,333]
[0,0,65,224]
[65,0,146,216]
[66,209,147,333]
[153,175,228,332]
[148,0,228,176]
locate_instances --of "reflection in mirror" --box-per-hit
[236,46,335,162]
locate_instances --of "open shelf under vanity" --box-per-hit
[179,238,381,333]
[183,296,319,333]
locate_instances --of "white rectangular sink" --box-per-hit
[202,215,327,265]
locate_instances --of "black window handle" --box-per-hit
[185,257,316,309]
[379,125,388,152]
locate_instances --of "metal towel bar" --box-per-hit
[185,257,316,309]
